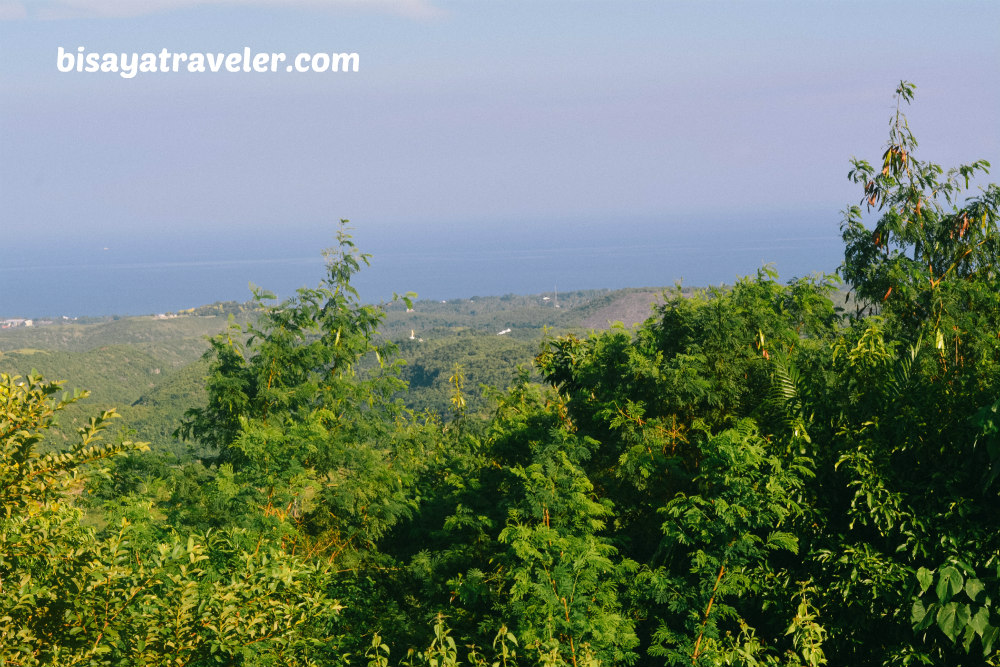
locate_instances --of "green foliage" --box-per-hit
[499,446,638,665]
[4,85,1000,667]
[643,420,812,664]
[398,332,538,416]
[173,222,420,560]
[179,222,407,455]
[1,372,142,512]
[0,313,233,455]
[841,80,1000,322]
[1,372,338,666]
[378,289,616,340]
[3,523,339,666]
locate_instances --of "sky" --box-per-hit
[1,0,998,313]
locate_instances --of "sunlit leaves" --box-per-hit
[1,371,338,665]
[841,81,1000,319]
[936,566,964,603]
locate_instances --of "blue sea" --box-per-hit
[2,212,845,318]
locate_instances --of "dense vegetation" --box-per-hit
[3,82,999,665]
[0,286,650,451]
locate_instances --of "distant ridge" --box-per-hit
[577,289,668,329]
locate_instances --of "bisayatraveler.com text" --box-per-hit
[57,47,359,78]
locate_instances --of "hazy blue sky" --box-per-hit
[1,0,998,311]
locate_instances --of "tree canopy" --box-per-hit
[3,84,1000,666]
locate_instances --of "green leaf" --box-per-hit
[917,566,934,593]
[969,606,990,635]
[937,602,961,641]
[965,578,985,602]
[765,530,799,554]
[983,625,999,655]
[937,602,971,642]
[911,599,927,626]
[964,623,978,653]
[936,566,964,603]
[915,602,938,632]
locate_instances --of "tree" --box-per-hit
[534,273,833,665]
[841,81,1000,322]
[175,221,422,564]
[825,83,1000,664]
[1,372,340,666]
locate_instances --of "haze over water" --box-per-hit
[2,211,842,318]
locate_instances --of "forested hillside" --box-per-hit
[3,82,999,666]
[0,287,667,449]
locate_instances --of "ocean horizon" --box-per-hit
[2,212,845,318]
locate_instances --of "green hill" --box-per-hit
[0,289,686,453]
